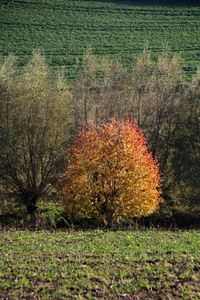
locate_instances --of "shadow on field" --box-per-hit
[81,0,200,7]
[1,207,200,231]
[135,210,200,230]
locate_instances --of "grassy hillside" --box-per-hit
[1,230,200,299]
[0,0,200,81]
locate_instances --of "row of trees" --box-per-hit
[0,49,199,223]
[71,49,200,214]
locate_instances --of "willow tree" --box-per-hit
[0,51,70,215]
[59,117,163,228]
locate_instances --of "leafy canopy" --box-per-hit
[60,117,163,227]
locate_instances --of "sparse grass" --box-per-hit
[1,229,200,299]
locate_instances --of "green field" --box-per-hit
[0,0,200,81]
[1,230,200,299]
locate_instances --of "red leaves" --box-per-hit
[60,117,163,226]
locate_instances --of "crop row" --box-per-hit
[0,0,200,81]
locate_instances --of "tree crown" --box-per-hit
[60,117,163,227]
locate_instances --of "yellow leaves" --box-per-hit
[60,117,163,225]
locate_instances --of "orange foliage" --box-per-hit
[59,117,163,227]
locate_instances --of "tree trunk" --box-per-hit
[107,211,114,229]
[24,193,38,215]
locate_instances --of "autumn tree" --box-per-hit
[60,117,163,228]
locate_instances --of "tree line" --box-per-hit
[0,49,199,226]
